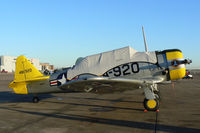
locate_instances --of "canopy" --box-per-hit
[67,46,157,79]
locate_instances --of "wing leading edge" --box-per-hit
[59,76,164,94]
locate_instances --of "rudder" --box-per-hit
[9,55,49,94]
[14,55,44,82]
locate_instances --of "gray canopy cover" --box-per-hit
[67,46,157,79]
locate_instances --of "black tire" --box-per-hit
[143,98,159,111]
[33,97,39,103]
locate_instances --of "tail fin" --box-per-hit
[9,55,49,94]
[14,55,45,82]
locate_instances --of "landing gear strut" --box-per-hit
[154,90,160,100]
[32,96,40,103]
[143,84,160,111]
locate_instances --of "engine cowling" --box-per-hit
[165,49,186,80]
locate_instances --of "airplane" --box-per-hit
[8,29,192,111]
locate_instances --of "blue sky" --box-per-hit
[0,0,199,69]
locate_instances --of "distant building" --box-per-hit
[0,56,42,73]
[40,63,54,71]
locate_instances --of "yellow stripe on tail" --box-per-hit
[8,56,49,94]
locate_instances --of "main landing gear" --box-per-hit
[144,98,159,111]
[143,84,160,111]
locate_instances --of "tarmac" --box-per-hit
[0,72,200,133]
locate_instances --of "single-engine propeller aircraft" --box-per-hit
[9,28,192,111]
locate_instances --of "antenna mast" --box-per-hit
[142,26,148,52]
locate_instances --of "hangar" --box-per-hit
[0,56,41,73]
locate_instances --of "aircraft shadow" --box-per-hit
[67,96,142,103]
[0,106,200,133]
[0,91,54,103]
[44,101,144,112]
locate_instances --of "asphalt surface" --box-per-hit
[0,73,200,133]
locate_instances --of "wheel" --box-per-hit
[33,97,39,103]
[143,98,159,111]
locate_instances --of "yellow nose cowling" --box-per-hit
[166,50,186,80]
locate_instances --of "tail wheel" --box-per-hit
[144,98,159,111]
[33,97,40,103]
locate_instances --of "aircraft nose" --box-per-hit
[183,59,192,64]
[171,59,192,67]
